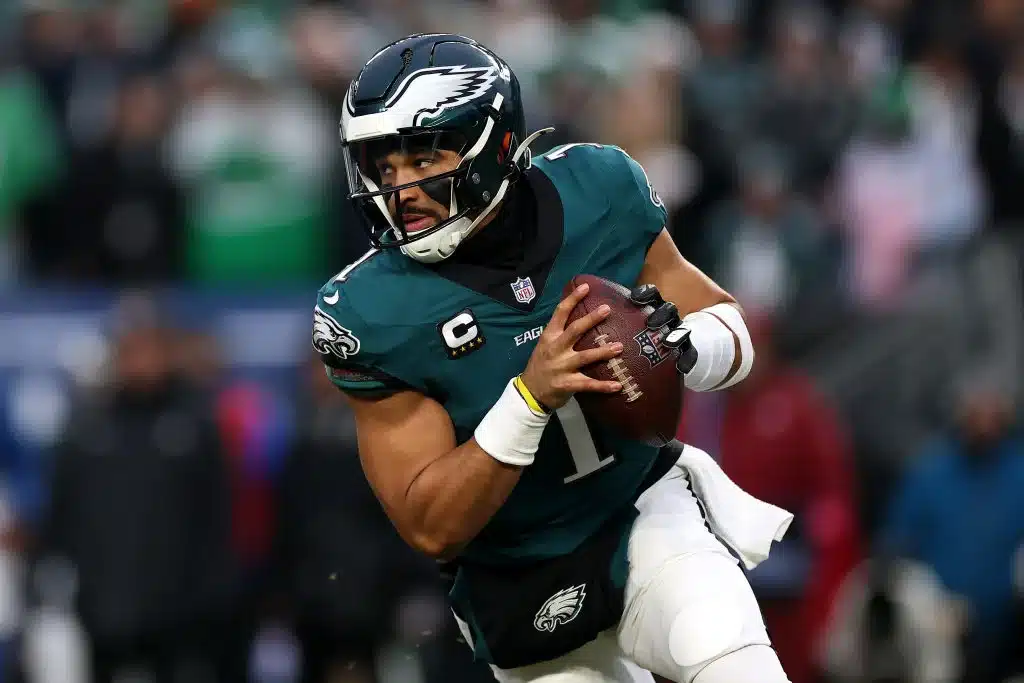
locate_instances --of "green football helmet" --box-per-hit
[340,33,549,263]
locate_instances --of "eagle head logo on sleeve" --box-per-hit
[312,306,361,360]
[533,584,587,633]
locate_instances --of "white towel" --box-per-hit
[677,444,794,570]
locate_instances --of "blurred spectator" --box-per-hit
[175,329,223,392]
[198,334,295,683]
[0,370,68,679]
[903,15,987,250]
[270,355,450,683]
[589,5,697,216]
[999,43,1024,173]
[679,314,862,683]
[154,0,224,70]
[287,5,366,114]
[165,7,334,285]
[981,33,1024,232]
[0,58,62,284]
[35,293,233,683]
[880,379,1024,683]
[822,556,963,683]
[684,0,759,168]
[833,14,987,311]
[679,0,762,235]
[812,231,1024,538]
[18,3,81,141]
[485,0,565,130]
[838,0,911,91]
[595,69,698,217]
[700,141,839,325]
[752,1,857,195]
[57,70,183,283]
[62,3,142,152]
[286,5,373,269]
[21,554,91,683]
[501,0,689,148]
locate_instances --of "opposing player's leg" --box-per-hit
[616,448,791,683]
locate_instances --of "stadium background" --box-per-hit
[0,0,1021,682]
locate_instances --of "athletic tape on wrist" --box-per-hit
[681,303,753,391]
[474,378,551,467]
[705,302,754,389]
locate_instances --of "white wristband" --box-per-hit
[681,303,754,392]
[474,378,551,467]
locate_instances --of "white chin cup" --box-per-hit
[399,215,476,263]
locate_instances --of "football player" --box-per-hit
[313,34,792,683]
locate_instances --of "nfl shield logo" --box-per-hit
[511,277,536,304]
[634,328,668,367]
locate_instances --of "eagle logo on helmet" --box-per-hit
[385,65,499,126]
[312,306,361,360]
[533,584,587,633]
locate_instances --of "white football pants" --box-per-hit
[456,448,792,683]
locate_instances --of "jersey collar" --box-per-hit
[430,166,563,312]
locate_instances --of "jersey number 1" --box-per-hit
[556,398,615,483]
[539,143,616,482]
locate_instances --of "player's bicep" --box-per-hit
[321,355,411,398]
[344,390,457,522]
[638,229,735,316]
[618,148,668,242]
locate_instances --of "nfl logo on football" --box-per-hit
[511,277,536,304]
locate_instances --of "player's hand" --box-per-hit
[629,284,698,375]
[519,282,624,410]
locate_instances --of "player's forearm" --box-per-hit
[404,439,524,559]
[638,235,754,390]
[405,376,549,559]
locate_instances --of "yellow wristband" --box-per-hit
[513,375,549,416]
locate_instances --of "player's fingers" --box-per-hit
[629,283,664,307]
[646,302,680,331]
[572,342,623,368]
[547,282,589,332]
[567,373,622,394]
[561,304,611,346]
[663,326,691,348]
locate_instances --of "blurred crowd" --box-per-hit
[0,0,1022,682]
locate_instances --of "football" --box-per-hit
[562,274,683,447]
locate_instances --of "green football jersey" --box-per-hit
[313,143,669,564]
